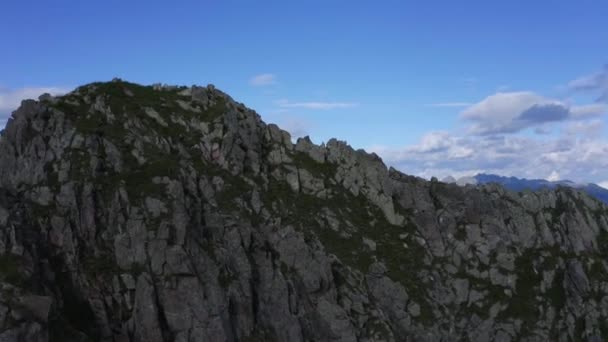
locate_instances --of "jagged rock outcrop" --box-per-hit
[0,79,608,341]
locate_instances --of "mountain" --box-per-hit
[471,173,608,204]
[0,79,608,341]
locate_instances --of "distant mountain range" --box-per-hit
[443,173,608,204]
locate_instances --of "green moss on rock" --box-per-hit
[0,254,25,285]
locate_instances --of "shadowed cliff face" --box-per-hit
[0,79,607,342]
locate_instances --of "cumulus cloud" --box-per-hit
[570,103,607,118]
[369,132,475,167]
[461,92,544,121]
[276,99,357,110]
[366,66,608,184]
[599,181,608,190]
[249,73,276,86]
[568,65,608,102]
[460,91,606,135]
[564,120,603,137]
[518,104,569,123]
[410,131,452,152]
[369,132,608,184]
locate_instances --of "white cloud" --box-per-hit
[547,170,560,181]
[412,131,451,152]
[0,86,68,113]
[448,145,474,159]
[276,99,357,110]
[368,132,608,184]
[367,66,608,184]
[568,65,608,102]
[249,73,276,86]
[460,91,606,135]
[460,92,547,121]
[426,102,472,107]
[599,181,608,190]
[460,91,564,134]
[564,119,603,137]
[569,103,607,118]
[569,74,598,89]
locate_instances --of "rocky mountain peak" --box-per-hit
[0,80,607,341]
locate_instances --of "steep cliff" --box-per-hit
[0,79,607,341]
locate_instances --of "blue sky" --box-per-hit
[1,1,607,186]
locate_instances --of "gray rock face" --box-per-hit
[0,79,607,341]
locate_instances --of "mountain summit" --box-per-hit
[1,80,608,341]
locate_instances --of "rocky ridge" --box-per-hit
[0,79,607,341]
